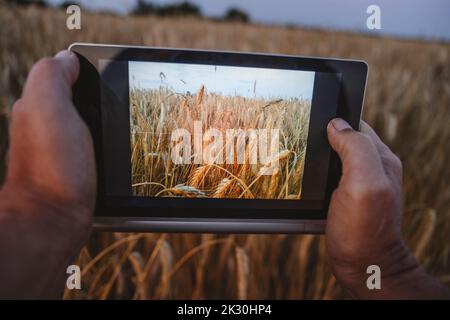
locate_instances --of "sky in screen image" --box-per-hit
[129,61,316,100]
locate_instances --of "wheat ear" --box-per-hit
[213,178,235,198]
[188,165,211,188]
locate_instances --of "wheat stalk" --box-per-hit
[413,208,436,261]
[158,240,174,298]
[155,185,206,197]
[235,246,249,300]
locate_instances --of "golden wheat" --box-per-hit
[130,85,310,200]
[0,4,449,299]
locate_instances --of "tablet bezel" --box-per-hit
[70,43,368,233]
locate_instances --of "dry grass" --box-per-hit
[0,4,449,299]
[130,85,310,200]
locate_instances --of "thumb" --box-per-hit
[54,50,80,85]
[327,118,385,182]
[23,50,79,100]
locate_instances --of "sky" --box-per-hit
[129,61,316,100]
[46,0,450,41]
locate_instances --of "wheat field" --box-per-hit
[130,85,310,200]
[0,4,449,299]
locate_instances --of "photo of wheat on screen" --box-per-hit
[129,61,314,199]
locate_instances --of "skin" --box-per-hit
[0,51,95,298]
[0,51,448,299]
[326,118,450,299]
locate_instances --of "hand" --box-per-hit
[0,50,96,298]
[326,118,450,299]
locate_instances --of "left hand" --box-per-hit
[0,50,96,298]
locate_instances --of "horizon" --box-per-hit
[129,61,316,101]
[43,0,450,42]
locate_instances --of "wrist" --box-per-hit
[348,258,420,299]
[0,183,91,298]
[335,241,420,299]
[340,245,450,299]
[1,180,92,237]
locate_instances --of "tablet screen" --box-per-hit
[97,54,342,216]
[129,61,315,200]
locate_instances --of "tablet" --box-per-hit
[69,43,368,234]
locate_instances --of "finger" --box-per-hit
[22,50,80,101]
[360,121,403,185]
[327,118,386,184]
[360,121,391,157]
[54,50,80,85]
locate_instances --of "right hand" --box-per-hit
[325,118,420,298]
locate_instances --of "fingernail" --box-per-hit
[55,50,74,59]
[330,118,352,131]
